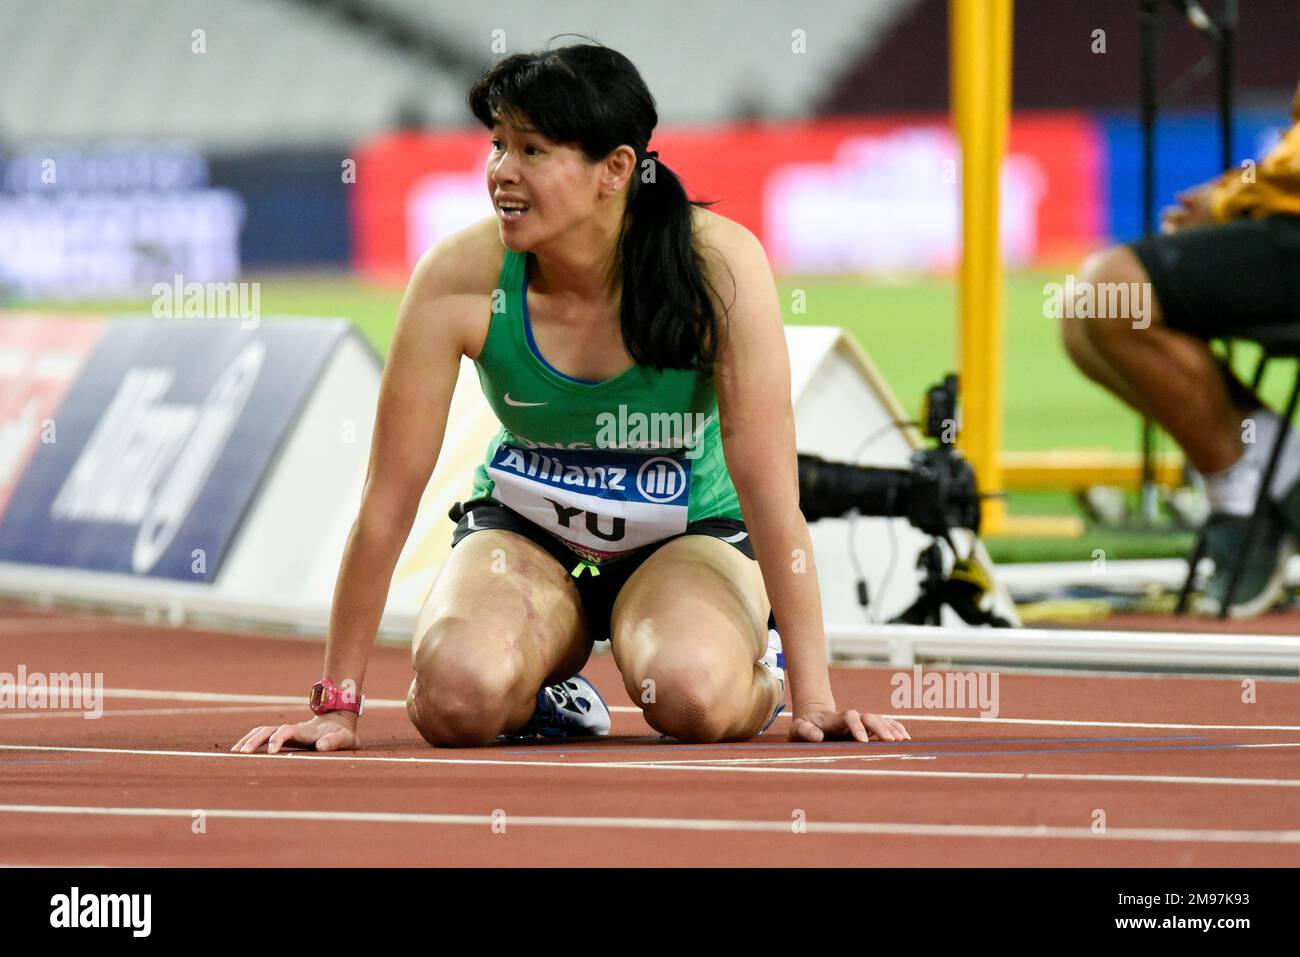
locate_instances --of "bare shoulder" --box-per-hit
[692,203,763,255]
[690,205,774,312]
[410,215,508,298]
[400,216,506,358]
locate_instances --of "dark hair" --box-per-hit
[468,40,728,373]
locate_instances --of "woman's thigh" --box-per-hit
[608,534,773,739]
[408,528,593,743]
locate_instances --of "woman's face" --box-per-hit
[486,112,603,251]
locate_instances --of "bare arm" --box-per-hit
[711,229,831,712]
[710,225,908,743]
[233,239,476,753]
[321,252,471,696]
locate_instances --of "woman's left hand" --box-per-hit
[789,707,910,743]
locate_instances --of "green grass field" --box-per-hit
[22,267,1283,563]
[19,267,1161,449]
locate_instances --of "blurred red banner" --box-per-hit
[351,114,1102,283]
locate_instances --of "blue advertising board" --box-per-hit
[0,317,349,581]
[1100,109,1291,243]
[207,150,352,268]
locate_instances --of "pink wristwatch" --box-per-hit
[309,678,364,717]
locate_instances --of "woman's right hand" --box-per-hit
[231,713,359,754]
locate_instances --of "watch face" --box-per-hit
[309,682,327,712]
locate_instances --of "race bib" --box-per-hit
[487,442,691,562]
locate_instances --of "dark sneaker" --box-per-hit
[1195,508,1295,618]
[506,674,611,739]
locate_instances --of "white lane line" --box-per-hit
[882,714,1300,732]
[601,753,940,765]
[3,743,1299,788]
[0,705,283,721]
[0,804,1296,844]
[0,619,136,634]
[647,742,1300,765]
[21,688,1300,732]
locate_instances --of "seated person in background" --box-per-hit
[1060,79,1300,616]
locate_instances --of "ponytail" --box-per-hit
[618,151,727,373]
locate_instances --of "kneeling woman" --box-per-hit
[233,42,909,753]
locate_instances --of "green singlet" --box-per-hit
[466,248,744,565]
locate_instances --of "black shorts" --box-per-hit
[447,497,760,642]
[1126,214,1300,340]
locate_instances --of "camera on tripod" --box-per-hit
[795,374,1009,628]
[797,375,981,538]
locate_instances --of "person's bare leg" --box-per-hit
[1059,308,1155,416]
[1073,245,1255,475]
[609,535,779,743]
[407,530,592,746]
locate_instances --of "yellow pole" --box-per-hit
[951,0,1012,534]
[949,1,1080,537]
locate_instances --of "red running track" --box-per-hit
[1,602,1298,867]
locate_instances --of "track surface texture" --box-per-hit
[2,603,1297,867]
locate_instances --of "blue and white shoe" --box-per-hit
[758,627,786,735]
[509,674,611,739]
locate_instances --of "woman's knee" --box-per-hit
[630,641,746,743]
[407,614,529,746]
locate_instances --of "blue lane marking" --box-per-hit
[493,734,1204,756]
[847,740,1285,762]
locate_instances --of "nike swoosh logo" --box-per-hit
[503,393,548,407]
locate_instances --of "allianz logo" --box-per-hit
[50,341,265,573]
[494,446,688,504]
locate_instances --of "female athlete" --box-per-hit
[233,42,909,753]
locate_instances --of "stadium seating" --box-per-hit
[0,0,914,149]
